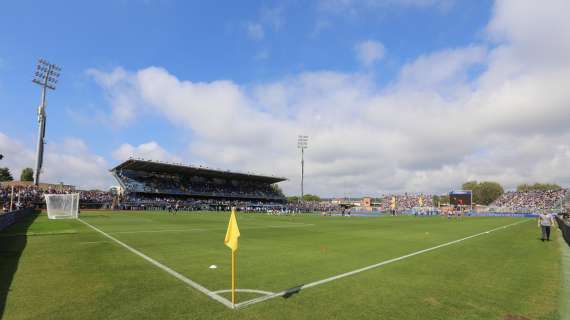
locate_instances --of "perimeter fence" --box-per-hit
[556,216,570,247]
[0,208,35,232]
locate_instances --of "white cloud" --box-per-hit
[88,0,570,196]
[246,22,264,41]
[355,40,385,67]
[398,46,485,88]
[0,133,34,180]
[112,141,181,163]
[86,67,142,126]
[0,133,112,190]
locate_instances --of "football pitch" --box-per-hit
[0,211,566,320]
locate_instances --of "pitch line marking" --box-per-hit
[235,219,530,309]
[213,289,275,296]
[80,241,109,244]
[77,219,235,309]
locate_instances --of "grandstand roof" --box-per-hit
[110,159,287,184]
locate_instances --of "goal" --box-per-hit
[44,193,80,219]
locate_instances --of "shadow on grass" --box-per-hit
[282,285,303,299]
[0,211,39,317]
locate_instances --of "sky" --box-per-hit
[1,0,570,197]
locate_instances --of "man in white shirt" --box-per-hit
[538,212,556,242]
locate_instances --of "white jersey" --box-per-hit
[538,213,554,226]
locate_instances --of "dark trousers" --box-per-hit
[541,225,551,240]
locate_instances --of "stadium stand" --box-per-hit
[490,189,568,212]
[111,159,288,209]
[0,183,111,211]
[377,193,434,211]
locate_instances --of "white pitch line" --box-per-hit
[235,219,530,309]
[77,219,235,309]
[213,289,275,296]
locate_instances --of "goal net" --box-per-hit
[45,193,80,219]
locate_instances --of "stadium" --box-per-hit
[1,1,570,320]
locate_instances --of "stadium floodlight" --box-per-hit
[32,58,61,185]
[297,135,309,200]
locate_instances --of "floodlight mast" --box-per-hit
[297,135,308,201]
[32,59,61,185]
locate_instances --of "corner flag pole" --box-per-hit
[231,247,236,305]
[224,207,240,307]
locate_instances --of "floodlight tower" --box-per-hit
[32,58,61,185]
[297,135,309,200]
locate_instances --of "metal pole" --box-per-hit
[34,83,47,185]
[231,250,236,306]
[10,186,14,211]
[297,135,308,202]
[32,60,60,185]
[301,148,304,200]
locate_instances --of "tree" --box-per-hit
[462,181,478,192]
[517,183,561,192]
[20,168,34,181]
[287,196,300,203]
[432,194,449,206]
[462,181,480,203]
[302,194,321,202]
[461,181,504,205]
[477,181,504,205]
[0,167,13,182]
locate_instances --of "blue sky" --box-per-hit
[1,0,569,196]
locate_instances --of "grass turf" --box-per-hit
[0,211,563,319]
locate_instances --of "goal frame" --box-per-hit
[44,193,80,220]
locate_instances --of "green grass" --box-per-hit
[0,211,564,320]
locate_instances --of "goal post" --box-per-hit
[45,193,80,219]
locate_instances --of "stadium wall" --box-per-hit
[556,216,570,247]
[0,208,35,232]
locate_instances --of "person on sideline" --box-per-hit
[538,212,556,241]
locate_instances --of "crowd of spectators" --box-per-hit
[377,193,434,211]
[491,189,568,211]
[80,191,113,204]
[1,185,112,213]
[287,201,342,213]
[120,194,342,214]
[116,170,284,200]
[5,181,569,215]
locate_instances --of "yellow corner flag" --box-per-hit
[224,208,240,306]
[224,208,240,252]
